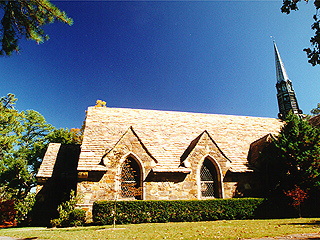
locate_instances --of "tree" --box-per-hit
[258,112,320,217]
[311,103,320,115]
[46,128,82,145]
[0,108,54,200]
[0,93,83,225]
[95,100,107,108]
[0,94,21,159]
[284,185,308,217]
[263,112,320,193]
[18,110,55,173]
[281,0,320,66]
[0,0,73,56]
[0,93,18,108]
[0,94,82,201]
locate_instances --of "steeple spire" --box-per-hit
[273,41,303,119]
[274,41,290,83]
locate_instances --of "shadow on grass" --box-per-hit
[287,220,320,226]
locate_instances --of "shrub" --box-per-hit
[0,193,36,227]
[0,200,16,227]
[69,208,87,226]
[50,191,86,227]
[93,198,264,225]
[50,208,86,227]
[14,193,36,226]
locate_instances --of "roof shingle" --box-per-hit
[77,107,283,172]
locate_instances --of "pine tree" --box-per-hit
[0,0,73,55]
[0,94,20,159]
[266,112,320,192]
[281,0,320,65]
[0,94,82,200]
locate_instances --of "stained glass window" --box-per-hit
[200,158,220,198]
[120,157,142,199]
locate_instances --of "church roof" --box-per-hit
[37,143,80,179]
[77,106,283,173]
[37,143,62,178]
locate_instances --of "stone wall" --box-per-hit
[76,130,250,216]
[77,127,157,207]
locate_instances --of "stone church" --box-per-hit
[35,42,303,218]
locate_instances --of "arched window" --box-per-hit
[200,158,221,198]
[120,157,142,200]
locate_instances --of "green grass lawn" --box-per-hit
[0,218,319,240]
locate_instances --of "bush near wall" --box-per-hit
[255,191,320,219]
[0,200,17,227]
[93,198,264,225]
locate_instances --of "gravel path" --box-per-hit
[0,238,20,240]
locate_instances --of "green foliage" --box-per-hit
[0,93,82,201]
[280,0,320,66]
[93,198,264,225]
[46,128,82,145]
[0,94,32,200]
[0,0,73,55]
[0,94,21,159]
[0,101,54,200]
[14,193,36,225]
[259,112,320,217]
[50,191,86,227]
[18,109,54,172]
[270,113,320,192]
[51,208,86,228]
[0,155,34,200]
[0,93,17,109]
[0,93,83,226]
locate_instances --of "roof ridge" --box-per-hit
[87,106,280,120]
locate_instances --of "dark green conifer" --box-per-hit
[0,0,73,55]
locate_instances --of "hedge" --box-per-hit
[93,198,264,225]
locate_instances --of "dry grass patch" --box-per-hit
[0,218,319,240]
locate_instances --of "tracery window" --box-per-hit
[200,158,220,198]
[120,157,142,200]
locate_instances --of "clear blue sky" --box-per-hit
[1,1,319,129]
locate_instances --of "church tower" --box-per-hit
[273,41,302,119]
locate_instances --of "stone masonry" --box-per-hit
[37,106,283,217]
